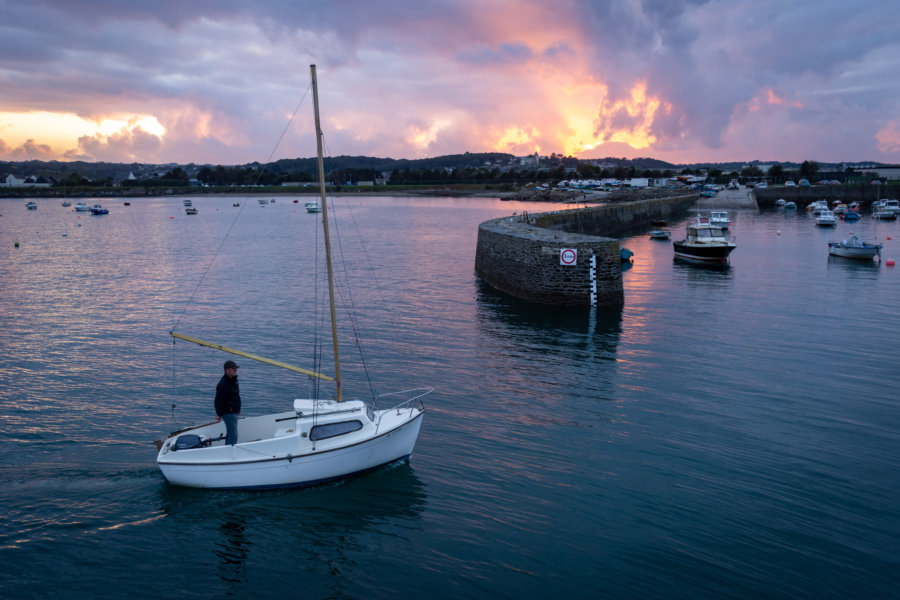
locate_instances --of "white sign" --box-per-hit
[560,248,577,266]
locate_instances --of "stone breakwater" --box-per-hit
[475,193,698,307]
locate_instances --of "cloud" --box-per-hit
[0,0,898,164]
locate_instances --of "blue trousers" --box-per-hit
[223,413,239,445]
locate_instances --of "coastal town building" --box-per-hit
[2,174,53,187]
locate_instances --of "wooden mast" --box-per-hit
[311,64,342,402]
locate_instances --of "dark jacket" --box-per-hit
[214,374,241,416]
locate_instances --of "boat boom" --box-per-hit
[169,331,334,381]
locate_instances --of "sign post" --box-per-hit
[560,248,577,266]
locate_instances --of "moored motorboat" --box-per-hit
[305,201,322,213]
[26,201,37,210]
[709,210,730,230]
[649,230,671,240]
[61,200,72,207]
[873,209,897,221]
[185,207,198,215]
[816,210,837,226]
[74,202,91,211]
[808,200,828,215]
[673,218,737,264]
[784,201,797,210]
[90,204,108,215]
[828,235,882,260]
[775,198,786,207]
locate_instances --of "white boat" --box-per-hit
[305,201,322,213]
[873,208,897,221]
[74,202,91,211]
[156,65,429,490]
[61,200,72,207]
[183,199,193,207]
[808,200,828,215]
[649,230,671,240]
[816,210,837,226]
[775,198,786,207]
[673,217,737,264]
[883,199,900,215]
[828,235,882,260]
[709,210,730,230]
[185,207,198,215]
[26,201,37,210]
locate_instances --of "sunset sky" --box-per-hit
[1,0,898,166]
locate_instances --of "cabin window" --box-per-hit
[309,420,363,441]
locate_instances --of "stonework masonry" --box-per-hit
[475,193,699,307]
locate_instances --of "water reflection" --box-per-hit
[158,463,426,594]
[216,514,250,585]
[672,259,735,288]
[474,279,623,345]
[826,255,881,276]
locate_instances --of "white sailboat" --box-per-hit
[155,65,429,489]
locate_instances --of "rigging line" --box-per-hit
[319,149,378,400]
[320,138,403,349]
[171,84,312,332]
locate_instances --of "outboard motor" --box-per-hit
[173,434,204,450]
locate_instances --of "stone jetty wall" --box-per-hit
[475,193,698,307]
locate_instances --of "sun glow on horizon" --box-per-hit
[0,111,166,159]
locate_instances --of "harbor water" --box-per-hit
[1,195,898,599]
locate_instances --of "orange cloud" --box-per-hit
[559,80,664,156]
[494,125,541,154]
[765,88,804,109]
[876,121,900,153]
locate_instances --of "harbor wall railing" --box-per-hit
[475,194,698,307]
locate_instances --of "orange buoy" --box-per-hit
[886,259,895,266]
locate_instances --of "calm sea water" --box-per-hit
[1,196,898,599]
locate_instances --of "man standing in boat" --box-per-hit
[215,360,241,445]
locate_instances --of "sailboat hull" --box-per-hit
[157,402,424,490]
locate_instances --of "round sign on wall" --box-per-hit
[560,248,577,266]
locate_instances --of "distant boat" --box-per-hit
[26,201,37,210]
[775,198,786,207]
[649,230,671,240]
[185,207,198,215]
[61,200,72,207]
[784,201,797,210]
[808,200,828,215]
[305,201,322,213]
[74,202,91,211]
[843,211,860,221]
[90,204,108,215]
[620,247,634,262]
[828,235,882,260]
[873,209,897,221]
[815,210,837,227]
[709,210,730,230]
[184,199,193,207]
